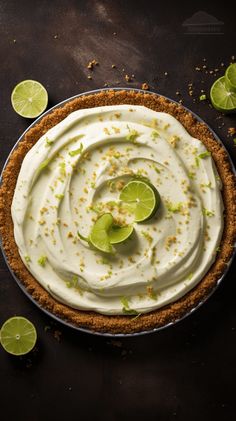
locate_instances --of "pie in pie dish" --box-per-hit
[0,90,235,334]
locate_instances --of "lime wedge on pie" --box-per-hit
[0,317,37,356]
[80,213,133,253]
[89,213,114,253]
[210,76,236,113]
[119,180,160,222]
[11,80,48,118]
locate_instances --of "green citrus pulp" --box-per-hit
[0,317,37,356]
[11,80,48,118]
[210,76,236,113]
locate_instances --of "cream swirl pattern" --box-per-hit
[11,105,224,315]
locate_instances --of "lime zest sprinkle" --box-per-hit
[141,230,153,244]
[147,286,158,300]
[199,94,207,101]
[198,151,211,159]
[120,296,139,315]
[24,255,31,263]
[37,255,47,267]
[169,135,180,147]
[66,275,83,294]
[166,201,183,213]
[38,159,50,172]
[187,273,194,280]
[195,157,200,167]
[120,296,129,309]
[45,137,54,147]
[201,181,212,189]
[69,143,84,156]
[55,194,64,200]
[188,171,196,180]
[151,130,159,139]
[202,207,215,217]
[59,162,66,176]
[126,128,140,143]
[122,308,139,316]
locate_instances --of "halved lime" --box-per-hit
[119,180,160,222]
[108,224,133,244]
[210,76,236,113]
[89,213,114,253]
[11,80,48,118]
[225,63,236,92]
[0,317,37,356]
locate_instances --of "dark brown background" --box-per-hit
[0,1,235,420]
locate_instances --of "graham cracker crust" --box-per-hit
[0,90,235,334]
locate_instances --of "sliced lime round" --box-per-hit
[108,224,133,244]
[89,213,114,253]
[210,76,236,113]
[119,180,160,222]
[11,80,48,118]
[225,63,236,92]
[0,317,37,356]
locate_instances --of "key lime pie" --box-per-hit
[0,90,235,334]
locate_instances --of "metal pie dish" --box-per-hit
[0,88,235,337]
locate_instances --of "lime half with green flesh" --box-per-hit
[210,76,236,113]
[225,63,236,92]
[0,317,37,356]
[119,180,160,222]
[11,80,48,118]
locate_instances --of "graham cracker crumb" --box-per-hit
[87,59,99,70]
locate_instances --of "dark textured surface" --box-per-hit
[0,1,235,420]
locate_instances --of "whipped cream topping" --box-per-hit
[11,105,224,315]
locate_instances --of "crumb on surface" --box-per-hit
[228,127,236,136]
[125,75,132,82]
[87,59,99,70]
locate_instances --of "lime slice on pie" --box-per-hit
[210,76,236,113]
[80,213,133,252]
[89,213,114,253]
[11,80,48,118]
[225,63,236,92]
[0,317,37,356]
[119,180,160,222]
[108,224,133,244]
